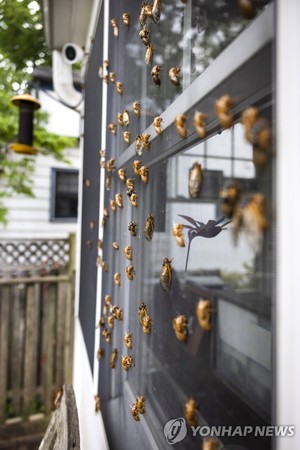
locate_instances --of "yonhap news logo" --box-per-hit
[164,418,187,444]
[163,418,295,445]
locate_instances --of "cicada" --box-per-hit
[160,258,173,291]
[130,403,140,421]
[184,398,198,427]
[133,160,141,176]
[111,305,123,321]
[168,66,181,86]
[116,81,123,95]
[153,116,163,135]
[174,114,187,138]
[114,272,121,286]
[106,158,115,173]
[145,44,153,66]
[172,223,185,247]
[97,347,104,360]
[109,348,118,369]
[117,112,124,126]
[123,110,130,126]
[173,315,188,342]
[107,315,114,328]
[122,12,130,26]
[139,165,149,184]
[112,241,119,250]
[188,162,203,199]
[124,245,133,260]
[133,101,141,118]
[108,122,117,135]
[144,213,155,240]
[151,65,161,85]
[121,355,134,371]
[105,294,111,305]
[123,131,131,144]
[138,303,148,326]
[196,299,212,331]
[135,134,143,155]
[128,221,137,236]
[102,328,111,343]
[109,72,116,83]
[126,264,135,281]
[215,95,235,129]
[141,133,151,150]
[193,112,207,139]
[124,332,133,349]
[118,168,127,183]
[96,317,105,328]
[95,395,101,413]
[115,193,123,208]
[105,175,111,191]
[110,199,116,212]
[130,192,138,207]
[142,315,152,334]
[139,26,150,46]
[135,396,145,414]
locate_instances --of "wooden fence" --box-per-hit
[0,234,76,424]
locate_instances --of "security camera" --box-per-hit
[62,43,84,65]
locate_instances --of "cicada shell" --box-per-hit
[98,65,103,79]
[122,12,130,26]
[175,114,187,138]
[105,294,111,305]
[103,60,109,71]
[145,44,154,66]
[111,19,119,37]
[123,131,131,145]
[184,398,198,427]
[106,158,115,173]
[142,314,152,334]
[133,101,141,118]
[131,403,140,421]
[133,160,141,176]
[215,95,235,129]
[109,348,118,369]
[111,305,123,321]
[116,81,123,95]
[173,315,188,342]
[108,122,116,135]
[241,107,271,167]
[98,239,103,250]
[139,2,147,27]
[168,66,181,86]
[105,175,111,191]
[101,261,108,272]
[96,255,102,267]
[97,347,104,360]
[172,223,186,247]
[102,328,111,343]
[237,0,256,19]
[96,317,105,328]
[135,134,143,155]
[107,315,114,328]
[89,221,95,231]
[193,112,207,139]
[127,187,135,198]
[153,116,163,135]
[103,303,108,316]
[219,184,240,218]
[151,65,161,85]
[139,26,150,46]
[135,396,145,414]
[103,74,109,84]
[128,221,137,236]
[144,213,154,240]
[99,149,105,157]
[188,162,203,199]
[124,332,133,349]
[232,192,268,253]
[124,245,133,261]
[139,165,149,184]
[196,299,212,331]
[112,241,119,250]
[138,303,148,326]
[126,178,135,190]
[100,159,106,169]
[117,112,124,126]
[109,72,116,83]
[202,438,219,450]
[84,178,91,187]
[110,199,116,212]
[160,258,172,291]
[123,110,130,126]
[115,193,123,208]
[126,264,135,281]
[130,192,138,207]
[114,272,121,286]
[151,0,161,23]
[142,133,151,150]
[95,395,101,413]
[121,355,134,371]
[118,168,127,183]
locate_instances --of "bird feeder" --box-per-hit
[10,93,41,155]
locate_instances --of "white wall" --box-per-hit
[0,148,80,239]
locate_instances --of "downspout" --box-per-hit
[52,49,83,109]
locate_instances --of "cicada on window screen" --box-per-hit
[144,214,155,240]
[160,258,173,291]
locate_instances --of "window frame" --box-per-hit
[50,167,79,222]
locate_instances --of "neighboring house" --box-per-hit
[0,68,81,240]
[42,1,300,450]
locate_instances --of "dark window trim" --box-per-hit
[50,167,79,223]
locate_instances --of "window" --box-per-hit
[51,168,79,221]
[84,1,275,449]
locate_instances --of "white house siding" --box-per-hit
[0,147,80,239]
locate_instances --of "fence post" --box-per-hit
[0,286,10,422]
